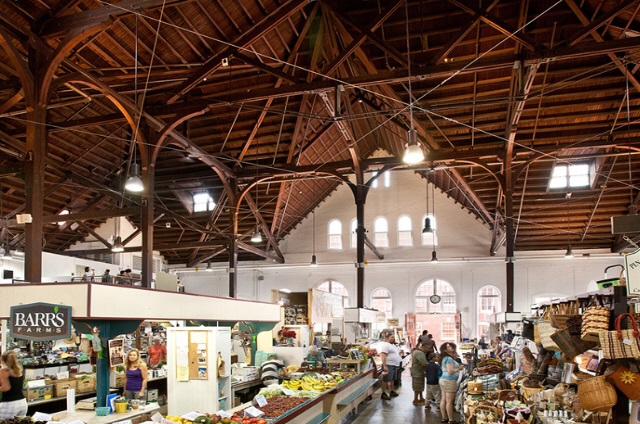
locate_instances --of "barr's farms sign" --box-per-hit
[10,303,72,341]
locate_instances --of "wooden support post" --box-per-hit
[141,165,154,288]
[24,104,47,283]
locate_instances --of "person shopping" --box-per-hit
[380,331,402,400]
[0,351,27,419]
[147,336,167,368]
[410,344,429,405]
[425,353,441,410]
[439,343,464,424]
[123,348,148,400]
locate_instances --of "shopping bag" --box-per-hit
[606,364,640,400]
[550,301,576,330]
[599,313,640,359]
[538,321,560,351]
[550,328,596,359]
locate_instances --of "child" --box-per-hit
[425,353,441,410]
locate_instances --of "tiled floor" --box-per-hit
[345,369,462,424]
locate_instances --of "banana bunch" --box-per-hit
[282,379,302,390]
[282,373,346,392]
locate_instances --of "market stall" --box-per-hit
[0,281,280,419]
[462,284,638,424]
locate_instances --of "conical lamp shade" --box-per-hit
[125,163,144,192]
[111,236,125,252]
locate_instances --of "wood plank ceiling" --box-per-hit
[0,0,639,266]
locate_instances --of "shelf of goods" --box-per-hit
[465,285,635,424]
[161,369,377,424]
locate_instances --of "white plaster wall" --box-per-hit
[178,170,626,338]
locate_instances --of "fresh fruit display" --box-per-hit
[282,372,351,392]
[241,395,307,418]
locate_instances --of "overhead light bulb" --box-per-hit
[310,254,318,267]
[125,163,144,192]
[564,245,574,259]
[279,288,292,293]
[431,250,438,263]
[251,225,262,243]
[111,236,125,253]
[422,217,433,234]
[403,129,424,164]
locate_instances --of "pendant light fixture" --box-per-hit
[205,260,213,272]
[431,180,438,263]
[125,163,143,192]
[251,224,262,243]
[310,211,318,266]
[111,236,125,253]
[111,217,124,252]
[125,15,144,193]
[563,196,572,259]
[402,0,424,165]
[422,169,432,234]
[564,245,574,259]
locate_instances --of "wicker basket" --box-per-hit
[578,376,617,412]
[468,381,483,395]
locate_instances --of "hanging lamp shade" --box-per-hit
[564,244,574,259]
[125,163,144,192]
[310,254,318,267]
[205,261,213,272]
[111,236,125,253]
[431,250,438,262]
[251,225,262,243]
[422,217,433,233]
[403,129,424,164]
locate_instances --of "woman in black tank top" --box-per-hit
[0,351,28,419]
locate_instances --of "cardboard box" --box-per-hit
[26,385,53,401]
[74,373,96,393]
[233,366,259,381]
[52,378,77,398]
[110,372,126,388]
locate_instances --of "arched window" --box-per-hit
[370,288,392,318]
[371,171,391,189]
[415,279,456,314]
[421,214,438,247]
[398,215,413,247]
[374,217,389,248]
[477,285,501,339]
[350,218,357,249]
[316,280,349,304]
[328,219,342,250]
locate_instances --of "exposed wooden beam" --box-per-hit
[166,0,310,104]
[42,206,140,224]
[38,0,184,37]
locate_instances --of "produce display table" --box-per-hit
[50,402,160,423]
[230,378,263,404]
[225,369,377,424]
